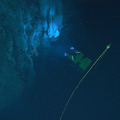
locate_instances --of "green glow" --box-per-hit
[106,44,111,49]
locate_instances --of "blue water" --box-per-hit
[0,0,120,120]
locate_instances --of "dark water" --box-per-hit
[1,0,120,120]
[33,1,120,120]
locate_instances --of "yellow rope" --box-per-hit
[59,44,111,120]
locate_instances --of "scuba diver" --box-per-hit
[64,46,92,71]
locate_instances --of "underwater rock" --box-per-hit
[0,0,63,112]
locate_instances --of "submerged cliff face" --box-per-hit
[0,0,63,112]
